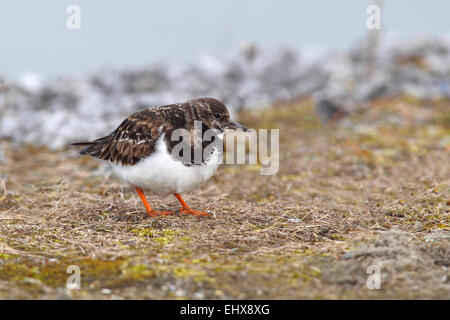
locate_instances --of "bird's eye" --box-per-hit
[213,113,221,119]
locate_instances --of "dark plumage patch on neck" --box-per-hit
[164,121,221,166]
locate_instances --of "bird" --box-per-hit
[72,97,248,217]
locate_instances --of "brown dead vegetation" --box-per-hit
[0,96,448,299]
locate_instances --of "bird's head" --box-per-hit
[187,97,248,133]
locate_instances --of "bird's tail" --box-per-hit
[71,141,96,155]
[71,135,110,156]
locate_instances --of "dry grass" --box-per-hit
[0,96,449,299]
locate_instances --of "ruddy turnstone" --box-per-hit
[72,97,248,217]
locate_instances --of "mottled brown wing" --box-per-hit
[76,109,170,166]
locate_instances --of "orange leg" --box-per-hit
[135,187,173,217]
[173,193,210,216]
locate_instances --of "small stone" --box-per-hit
[193,292,205,299]
[175,289,185,297]
[342,251,355,259]
[101,288,111,294]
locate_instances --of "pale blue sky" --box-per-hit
[0,0,448,79]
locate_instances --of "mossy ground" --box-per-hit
[0,96,448,299]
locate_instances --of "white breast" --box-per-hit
[109,134,222,196]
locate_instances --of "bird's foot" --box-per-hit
[179,207,210,217]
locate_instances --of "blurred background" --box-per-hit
[0,0,448,79]
[0,0,449,148]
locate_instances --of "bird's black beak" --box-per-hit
[222,121,249,132]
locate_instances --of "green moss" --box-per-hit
[130,228,181,245]
[329,234,346,241]
[180,236,192,244]
[0,258,126,288]
[130,228,155,237]
[122,264,155,280]
[173,265,215,283]
[0,254,18,260]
